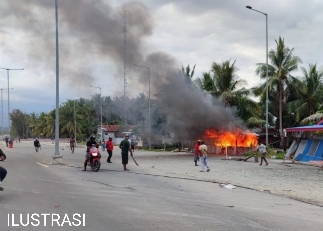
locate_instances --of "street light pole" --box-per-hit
[133,64,151,150]
[0,68,24,140]
[0,88,13,138]
[53,0,62,159]
[74,100,77,147]
[246,6,269,148]
[90,86,102,141]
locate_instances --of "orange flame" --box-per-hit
[203,128,258,147]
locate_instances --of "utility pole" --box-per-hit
[0,69,23,139]
[0,88,12,138]
[74,100,77,147]
[53,0,62,159]
[123,7,127,129]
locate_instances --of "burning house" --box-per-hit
[202,128,258,155]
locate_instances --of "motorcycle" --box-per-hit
[88,146,101,172]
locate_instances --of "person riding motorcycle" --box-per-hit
[0,149,7,191]
[34,138,41,151]
[83,135,98,171]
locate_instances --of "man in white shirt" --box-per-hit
[255,140,269,166]
[199,141,210,172]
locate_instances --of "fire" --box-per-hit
[203,128,258,147]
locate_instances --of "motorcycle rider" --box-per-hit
[34,138,41,152]
[83,135,98,171]
[0,149,7,191]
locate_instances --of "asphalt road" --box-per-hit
[0,142,322,231]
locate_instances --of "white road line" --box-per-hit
[36,162,49,168]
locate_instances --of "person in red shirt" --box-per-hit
[194,140,201,166]
[106,137,114,163]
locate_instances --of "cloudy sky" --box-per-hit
[1,0,323,126]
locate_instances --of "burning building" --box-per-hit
[203,128,258,155]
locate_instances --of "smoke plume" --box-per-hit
[1,0,246,139]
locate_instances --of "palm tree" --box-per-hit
[211,60,247,107]
[182,64,196,82]
[60,100,83,137]
[194,72,215,93]
[256,36,301,146]
[287,64,323,123]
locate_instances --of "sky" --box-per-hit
[1,0,323,127]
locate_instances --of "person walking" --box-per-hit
[256,140,269,166]
[199,140,210,172]
[193,140,201,166]
[70,136,76,153]
[119,134,133,171]
[106,137,114,163]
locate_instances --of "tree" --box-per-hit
[194,72,215,93]
[256,36,301,146]
[182,64,196,82]
[211,60,248,107]
[287,64,323,123]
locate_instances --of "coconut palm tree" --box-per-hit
[287,64,323,123]
[194,72,215,93]
[256,36,302,146]
[211,60,247,107]
[182,64,196,82]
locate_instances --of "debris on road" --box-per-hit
[219,183,236,189]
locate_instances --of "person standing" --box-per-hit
[106,137,114,163]
[199,141,210,172]
[119,134,133,171]
[193,140,201,166]
[5,136,8,147]
[70,137,76,153]
[256,140,269,166]
[101,139,106,151]
[130,139,136,152]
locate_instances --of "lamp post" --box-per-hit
[53,0,61,157]
[90,86,102,141]
[0,88,13,138]
[0,68,24,140]
[74,100,77,147]
[246,5,269,148]
[133,64,151,150]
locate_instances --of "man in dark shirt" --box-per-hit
[34,138,41,152]
[0,149,7,191]
[83,135,97,171]
[119,134,133,171]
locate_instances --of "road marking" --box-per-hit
[36,162,49,168]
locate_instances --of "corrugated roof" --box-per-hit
[286,125,323,132]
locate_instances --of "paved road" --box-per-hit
[0,142,322,231]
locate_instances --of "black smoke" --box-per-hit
[1,0,246,140]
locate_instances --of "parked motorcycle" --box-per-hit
[88,146,101,172]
